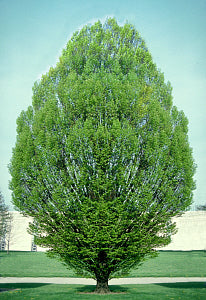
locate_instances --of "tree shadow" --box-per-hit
[155,282,206,289]
[0,283,50,293]
[76,284,128,294]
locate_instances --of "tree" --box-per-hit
[4,212,12,254]
[0,191,11,252]
[9,19,195,293]
[196,204,206,211]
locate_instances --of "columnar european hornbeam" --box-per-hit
[9,18,195,294]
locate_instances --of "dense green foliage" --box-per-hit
[9,19,195,292]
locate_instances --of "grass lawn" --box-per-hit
[129,250,206,277]
[0,251,74,277]
[0,250,206,278]
[0,283,206,299]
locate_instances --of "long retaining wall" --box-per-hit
[1,211,206,251]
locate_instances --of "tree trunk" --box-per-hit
[95,278,110,294]
[94,251,111,293]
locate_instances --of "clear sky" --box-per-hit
[0,0,205,209]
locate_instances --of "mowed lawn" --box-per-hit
[0,251,206,299]
[0,283,206,300]
[0,250,206,277]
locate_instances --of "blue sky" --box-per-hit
[0,0,206,209]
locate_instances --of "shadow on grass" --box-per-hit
[155,282,206,289]
[76,285,128,294]
[0,283,50,293]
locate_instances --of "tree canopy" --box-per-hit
[196,204,206,211]
[9,18,195,293]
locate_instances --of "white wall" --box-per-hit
[2,211,46,252]
[162,211,206,251]
[9,211,33,251]
[2,211,206,251]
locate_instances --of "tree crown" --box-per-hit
[9,18,195,289]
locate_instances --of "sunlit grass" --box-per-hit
[0,250,206,277]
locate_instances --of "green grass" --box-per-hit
[129,251,206,277]
[0,251,74,277]
[0,283,206,299]
[0,251,206,278]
